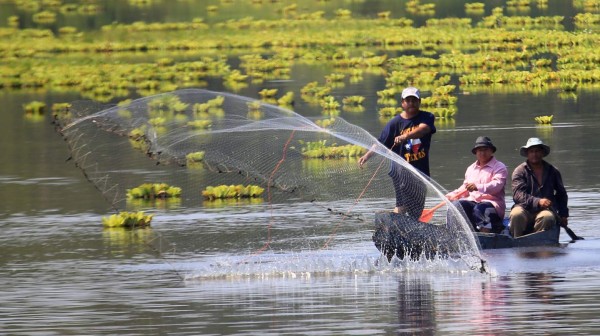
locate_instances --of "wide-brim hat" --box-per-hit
[401,86,420,99]
[519,137,550,157]
[471,136,497,154]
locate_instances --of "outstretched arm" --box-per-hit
[358,144,378,167]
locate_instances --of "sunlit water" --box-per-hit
[3,89,600,334]
[2,190,600,335]
[2,88,600,334]
[3,0,600,332]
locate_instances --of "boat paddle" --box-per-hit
[562,224,584,241]
[419,189,468,223]
[552,208,583,240]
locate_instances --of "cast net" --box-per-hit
[54,89,487,277]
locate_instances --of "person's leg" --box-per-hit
[388,162,426,219]
[455,200,477,230]
[509,205,532,237]
[389,162,405,213]
[473,202,502,233]
[489,211,504,234]
[534,209,556,232]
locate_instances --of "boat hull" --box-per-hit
[373,212,561,261]
[476,224,560,249]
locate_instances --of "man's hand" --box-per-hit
[394,134,406,144]
[539,198,552,209]
[358,155,368,168]
[465,182,478,192]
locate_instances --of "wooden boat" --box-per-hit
[476,224,560,249]
[373,212,561,261]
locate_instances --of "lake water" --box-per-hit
[2,1,600,335]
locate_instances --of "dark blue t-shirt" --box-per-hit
[377,111,436,176]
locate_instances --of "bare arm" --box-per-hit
[394,123,431,144]
[358,144,378,168]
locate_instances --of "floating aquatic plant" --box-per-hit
[186,151,205,166]
[276,91,294,107]
[319,96,340,112]
[534,115,553,124]
[32,11,56,24]
[378,107,400,117]
[148,94,189,116]
[325,73,345,83]
[23,101,46,115]
[315,117,336,128]
[0,0,599,109]
[298,140,366,159]
[301,82,331,100]
[342,95,366,106]
[149,117,166,126]
[102,211,153,228]
[202,184,265,200]
[127,183,182,199]
[187,119,212,129]
[8,16,19,28]
[560,82,578,92]
[377,88,396,99]
[258,88,277,100]
[51,102,71,118]
[247,100,262,112]
[193,97,225,118]
[378,11,391,19]
[429,106,457,119]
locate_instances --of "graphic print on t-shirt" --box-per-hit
[400,126,426,164]
[406,138,421,154]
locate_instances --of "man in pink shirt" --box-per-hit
[446,136,508,233]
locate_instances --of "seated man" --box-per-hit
[446,136,507,233]
[510,137,569,237]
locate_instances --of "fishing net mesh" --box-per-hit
[55,89,485,274]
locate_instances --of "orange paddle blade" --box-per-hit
[419,190,468,223]
[419,201,446,222]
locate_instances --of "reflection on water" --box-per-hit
[396,276,436,335]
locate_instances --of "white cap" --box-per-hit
[401,87,420,99]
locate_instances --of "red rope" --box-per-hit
[250,130,296,256]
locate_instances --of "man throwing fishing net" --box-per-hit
[358,86,436,218]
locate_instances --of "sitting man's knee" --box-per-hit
[510,205,527,218]
[535,210,556,231]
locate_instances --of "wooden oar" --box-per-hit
[550,208,584,241]
[562,224,584,241]
[419,190,468,223]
